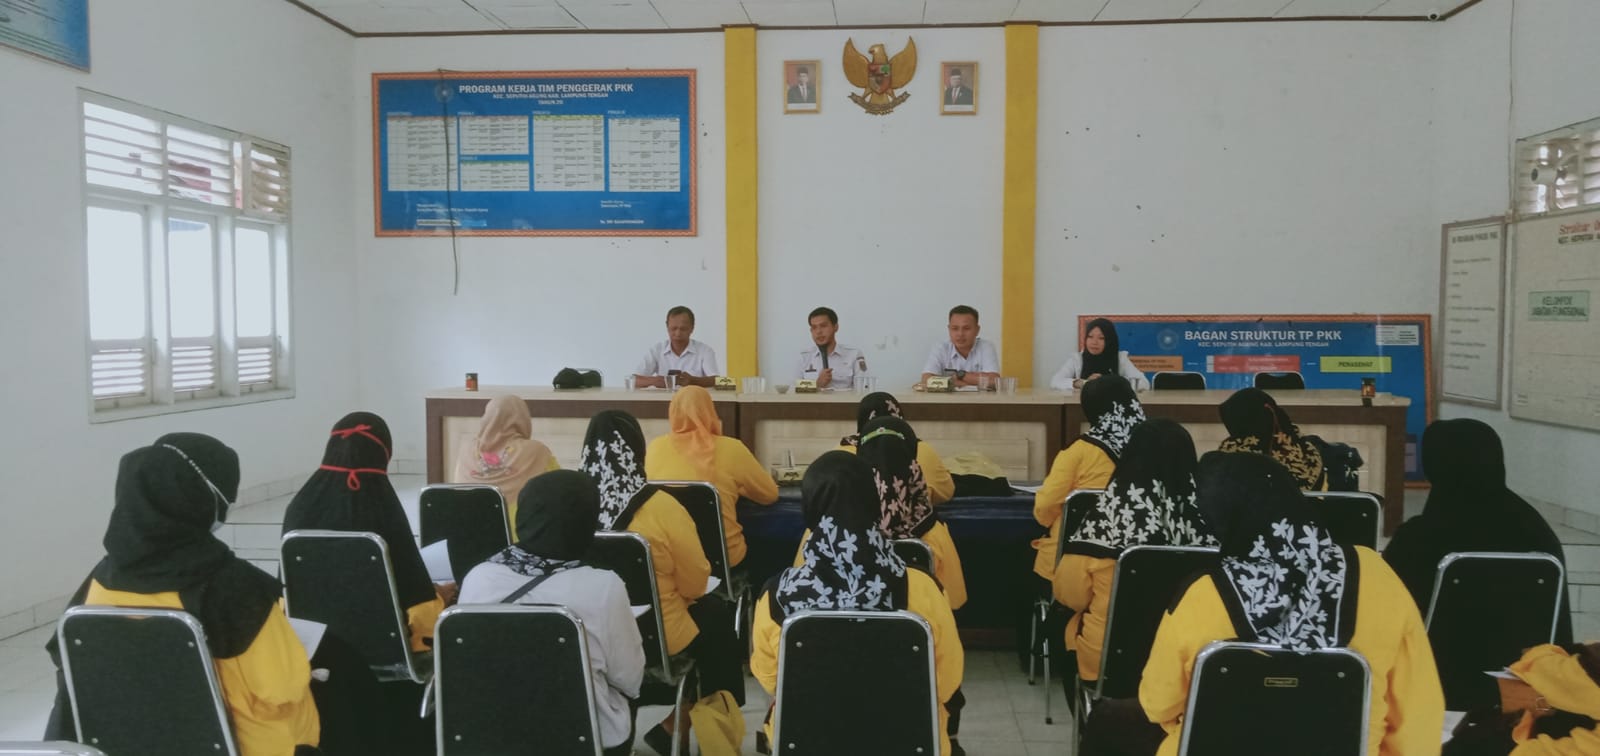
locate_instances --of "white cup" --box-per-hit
[624,375,637,392]
[977,374,994,392]
[1000,376,1018,394]
[743,376,768,394]
[665,374,679,391]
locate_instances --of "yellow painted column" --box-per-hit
[724,26,760,378]
[1002,23,1039,387]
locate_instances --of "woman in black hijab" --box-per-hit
[1048,318,1151,392]
[283,412,445,651]
[839,391,957,503]
[47,434,321,755]
[1217,387,1326,490]
[857,416,967,608]
[1384,419,1572,709]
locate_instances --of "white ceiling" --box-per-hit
[293,0,1477,34]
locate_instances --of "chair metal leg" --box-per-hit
[670,673,691,756]
[1042,637,1053,724]
[1026,603,1039,685]
[1070,677,1084,756]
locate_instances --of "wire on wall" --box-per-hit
[436,68,462,295]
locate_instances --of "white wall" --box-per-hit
[1434,0,1600,522]
[757,29,1007,385]
[1034,22,1441,386]
[351,34,727,461]
[0,0,357,617]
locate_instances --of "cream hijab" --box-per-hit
[452,395,556,496]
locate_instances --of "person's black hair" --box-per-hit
[808,307,838,326]
[666,305,695,325]
[948,305,979,322]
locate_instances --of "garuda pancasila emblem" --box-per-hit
[843,37,916,115]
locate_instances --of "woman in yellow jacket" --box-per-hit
[1033,375,1145,579]
[1217,388,1328,490]
[1053,419,1216,684]
[1083,451,1443,756]
[1443,643,1600,755]
[751,452,965,756]
[51,434,323,756]
[579,410,744,753]
[645,386,779,567]
[839,392,955,504]
[858,416,967,609]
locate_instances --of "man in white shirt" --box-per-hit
[633,305,719,388]
[921,304,1001,389]
[794,307,867,389]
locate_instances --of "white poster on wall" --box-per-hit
[1439,217,1506,408]
[1510,208,1600,430]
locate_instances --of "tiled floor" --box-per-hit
[3,480,1596,753]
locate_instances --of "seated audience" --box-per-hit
[283,412,447,653]
[1217,387,1327,490]
[1033,374,1145,579]
[839,391,955,504]
[1054,418,1216,683]
[450,393,559,539]
[858,416,968,609]
[645,386,779,567]
[1049,317,1151,392]
[750,452,965,756]
[458,471,644,756]
[1443,643,1600,755]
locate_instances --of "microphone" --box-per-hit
[820,347,829,371]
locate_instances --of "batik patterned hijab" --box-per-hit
[580,410,654,531]
[840,391,905,447]
[1218,388,1325,490]
[773,452,908,621]
[1196,452,1356,652]
[857,417,936,539]
[1066,419,1216,558]
[1080,374,1145,461]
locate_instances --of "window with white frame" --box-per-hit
[1515,117,1600,218]
[82,92,292,416]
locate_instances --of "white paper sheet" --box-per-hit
[705,576,722,594]
[288,617,327,660]
[1011,484,1044,494]
[632,605,650,619]
[421,540,453,582]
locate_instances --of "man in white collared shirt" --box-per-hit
[794,307,867,389]
[921,304,1001,389]
[633,306,719,388]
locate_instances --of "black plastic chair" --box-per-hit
[584,530,694,756]
[1302,491,1381,549]
[280,529,431,684]
[651,480,754,651]
[1151,372,1206,390]
[892,538,935,574]
[773,610,939,756]
[1253,371,1307,390]
[1178,641,1371,756]
[1425,551,1565,710]
[1072,545,1220,755]
[57,606,240,756]
[419,484,512,584]
[1032,488,1104,723]
[433,605,604,756]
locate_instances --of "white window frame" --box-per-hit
[82,91,293,422]
[1514,116,1600,219]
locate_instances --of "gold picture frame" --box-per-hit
[939,62,977,116]
[784,59,821,114]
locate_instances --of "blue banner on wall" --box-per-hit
[0,0,90,71]
[1098,314,1434,481]
[373,70,696,236]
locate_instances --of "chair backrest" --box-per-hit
[280,529,425,682]
[773,610,939,755]
[1054,489,1106,567]
[1301,492,1381,549]
[1096,546,1221,700]
[650,481,733,599]
[0,744,107,756]
[1253,371,1307,390]
[584,530,671,678]
[434,605,603,756]
[1152,371,1206,390]
[891,539,934,574]
[419,484,512,584]
[1425,551,1565,710]
[57,606,239,756]
[1178,641,1371,756]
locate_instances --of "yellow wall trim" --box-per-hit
[725,27,760,377]
[1002,23,1039,387]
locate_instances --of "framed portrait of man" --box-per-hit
[940,62,977,115]
[784,59,821,113]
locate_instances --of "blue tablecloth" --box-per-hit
[737,490,1046,633]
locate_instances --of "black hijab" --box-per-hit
[579,410,657,531]
[1384,419,1571,643]
[770,452,908,622]
[1080,374,1145,460]
[1217,388,1325,489]
[1080,318,1121,379]
[840,391,905,447]
[486,470,600,577]
[857,417,937,539]
[282,413,435,609]
[90,433,281,658]
[1195,451,1358,651]
[1066,419,1216,558]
